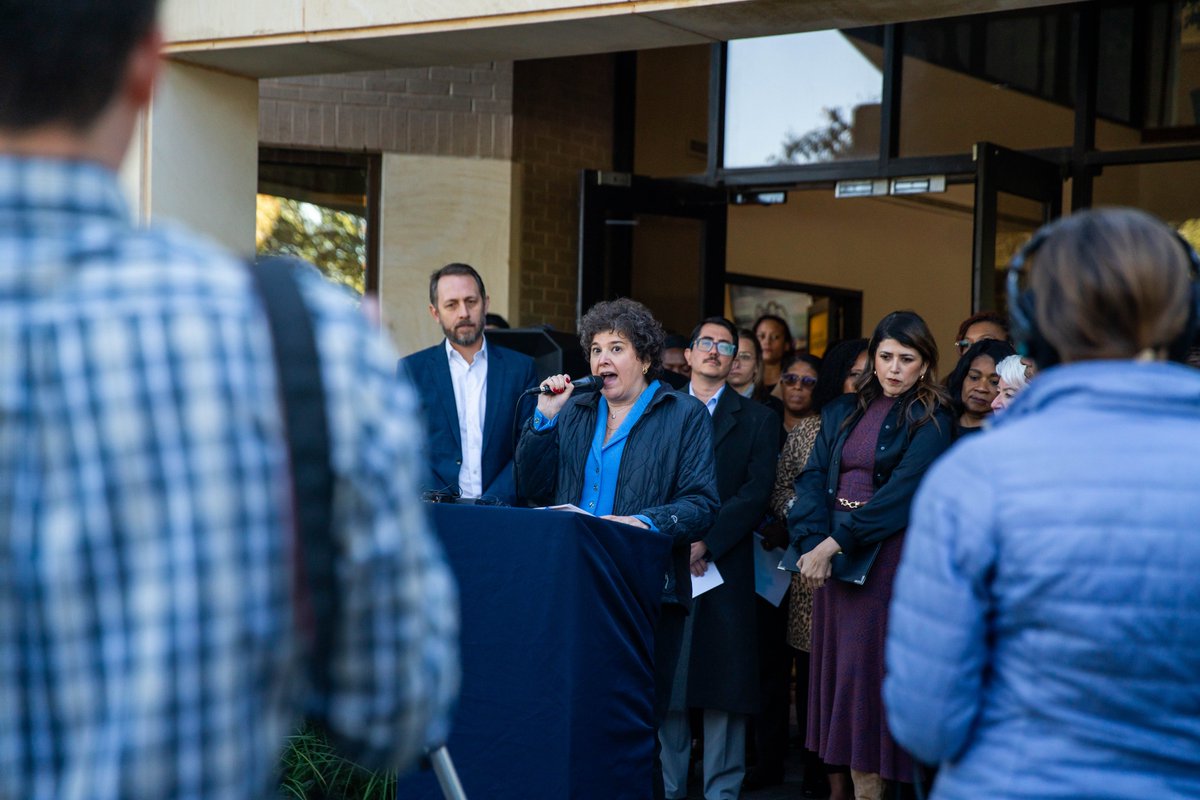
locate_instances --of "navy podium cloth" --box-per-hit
[396,504,672,799]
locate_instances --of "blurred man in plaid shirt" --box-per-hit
[0,2,459,798]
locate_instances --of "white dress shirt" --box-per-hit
[688,382,725,417]
[446,338,488,497]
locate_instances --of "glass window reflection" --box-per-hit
[724,30,883,168]
[898,9,1077,157]
[1097,1,1200,148]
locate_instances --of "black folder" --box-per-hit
[777,539,882,586]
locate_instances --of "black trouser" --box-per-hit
[652,604,687,800]
[751,594,790,774]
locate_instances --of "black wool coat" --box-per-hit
[514,382,720,610]
[685,387,779,714]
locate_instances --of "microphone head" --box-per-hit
[569,375,599,392]
[531,374,602,395]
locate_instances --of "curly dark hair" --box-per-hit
[955,310,1011,344]
[578,298,666,376]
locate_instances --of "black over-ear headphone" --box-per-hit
[1006,215,1200,368]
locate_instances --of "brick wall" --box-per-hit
[512,55,614,332]
[259,64,513,157]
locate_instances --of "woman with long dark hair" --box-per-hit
[943,338,1015,437]
[788,312,953,800]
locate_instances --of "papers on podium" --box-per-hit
[536,504,725,598]
[540,503,591,514]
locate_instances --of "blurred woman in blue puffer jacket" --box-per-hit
[885,207,1200,799]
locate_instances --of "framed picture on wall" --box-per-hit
[726,279,813,351]
[725,273,863,357]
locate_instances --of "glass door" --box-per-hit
[578,170,727,336]
[972,142,1064,314]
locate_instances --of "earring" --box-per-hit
[642,364,649,374]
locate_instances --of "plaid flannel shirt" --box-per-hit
[0,156,459,800]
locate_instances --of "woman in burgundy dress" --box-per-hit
[787,311,953,800]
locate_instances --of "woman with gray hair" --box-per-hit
[989,353,1029,414]
[514,297,719,799]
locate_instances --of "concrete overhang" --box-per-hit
[163,0,1068,78]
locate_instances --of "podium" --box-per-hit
[396,504,672,800]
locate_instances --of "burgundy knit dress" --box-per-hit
[805,395,914,782]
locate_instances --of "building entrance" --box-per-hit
[578,141,1068,362]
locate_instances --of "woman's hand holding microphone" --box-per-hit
[535,373,576,420]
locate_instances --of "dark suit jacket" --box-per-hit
[686,385,779,714]
[400,338,537,505]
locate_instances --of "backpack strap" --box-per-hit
[249,256,337,717]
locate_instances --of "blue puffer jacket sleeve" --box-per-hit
[884,443,999,765]
[635,396,719,540]
[514,414,561,507]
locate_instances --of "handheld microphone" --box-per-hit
[522,375,600,396]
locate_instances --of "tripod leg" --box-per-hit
[427,746,468,800]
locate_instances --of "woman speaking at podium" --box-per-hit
[514,298,718,779]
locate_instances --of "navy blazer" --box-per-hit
[400,338,538,505]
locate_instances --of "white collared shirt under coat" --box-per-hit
[688,382,726,417]
[445,337,488,497]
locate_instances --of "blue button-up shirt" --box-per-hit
[0,156,458,800]
[533,381,661,527]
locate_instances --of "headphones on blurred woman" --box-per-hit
[1006,216,1200,368]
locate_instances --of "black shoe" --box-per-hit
[742,765,784,791]
[800,775,831,799]
[800,751,830,798]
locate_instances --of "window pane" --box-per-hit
[1093,161,1200,235]
[900,10,1077,157]
[256,195,366,295]
[723,30,883,168]
[1096,1,1200,149]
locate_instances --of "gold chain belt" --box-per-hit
[837,497,865,509]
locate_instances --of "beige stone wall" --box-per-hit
[259,64,513,157]
[144,63,260,254]
[513,54,616,332]
[255,53,618,337]
[377,154,521,357]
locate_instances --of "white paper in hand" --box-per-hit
[691,562,724,598]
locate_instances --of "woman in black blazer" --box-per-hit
[788,311,952,800]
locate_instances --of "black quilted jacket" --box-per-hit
[514,381,719,608]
